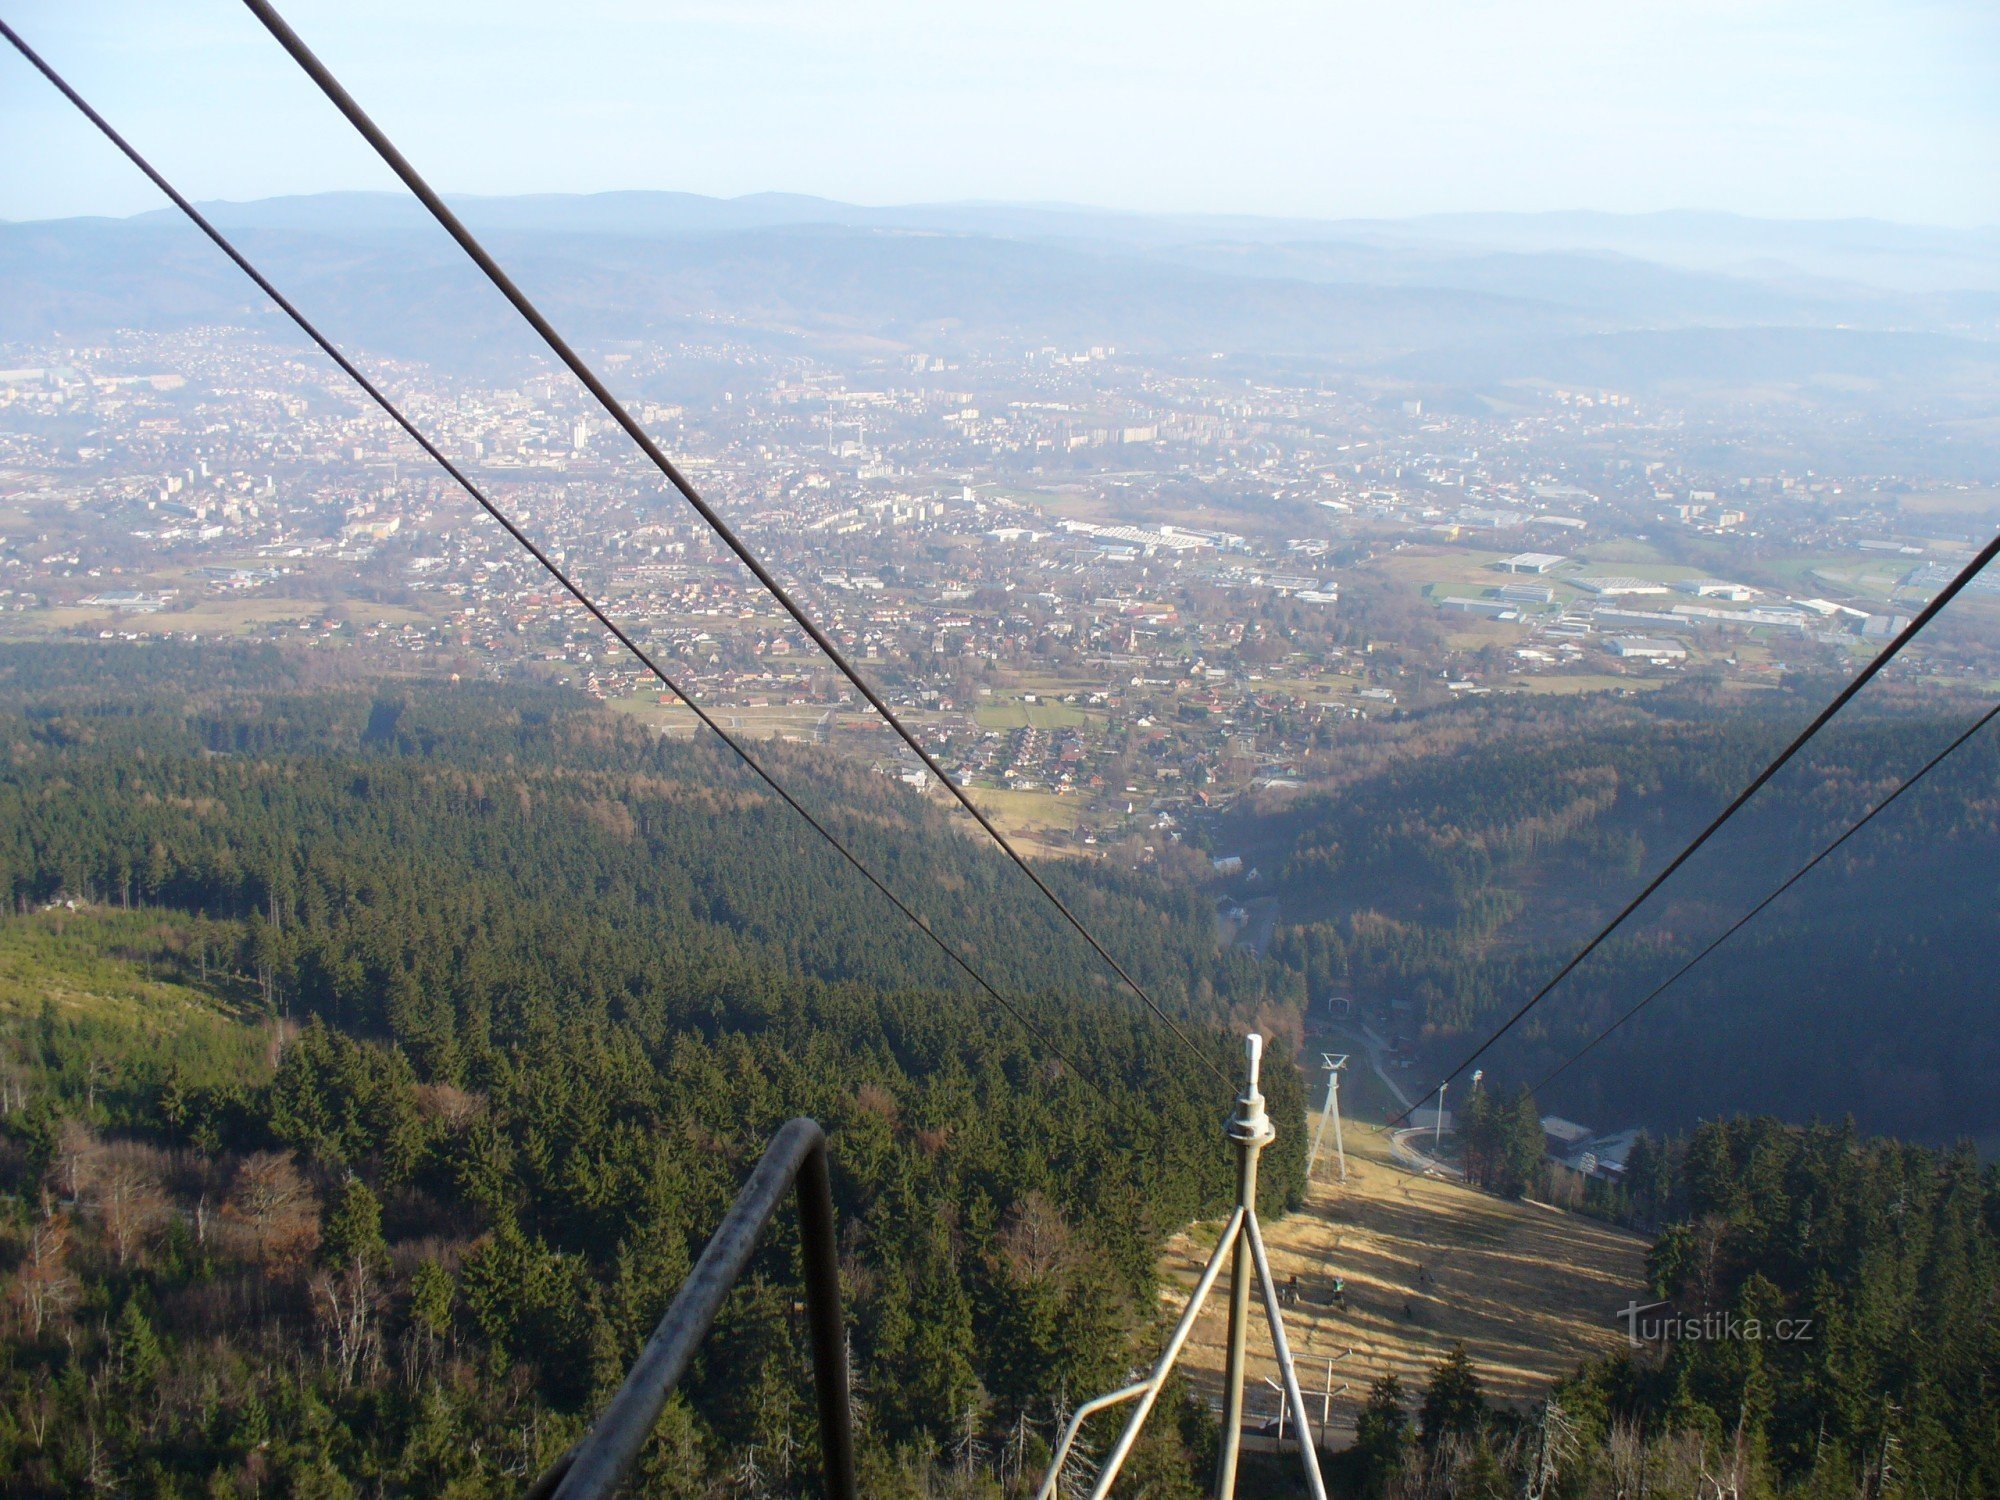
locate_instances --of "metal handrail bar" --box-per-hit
[530,1118,856,1500]
[1243,1210,1329,1500]
[1032,1382,1149,1500]
[1081,1206,1246,1500]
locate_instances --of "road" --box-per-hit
[1328,1019,1459,1179]
[1216,895,1282,955]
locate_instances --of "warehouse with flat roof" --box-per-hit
[1607,636,1688,660]
[1497,552,1567,573]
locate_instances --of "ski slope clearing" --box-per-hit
[1159,1119,1648,1446]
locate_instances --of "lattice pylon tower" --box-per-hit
[1305,1053,1348,1183]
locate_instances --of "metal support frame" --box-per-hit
[1243,1211,1325,1500]
[1077,1205,1246,1500]
[1305,1053,1348,1184]
[1039,1036,1329,1500]
[1315,1350,1354,1453]
[1213,1037,1274,1500]
[1035,1382,1149,1500]
[528,1118,856,1500]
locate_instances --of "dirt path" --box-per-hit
[1157,1118,1649,1445]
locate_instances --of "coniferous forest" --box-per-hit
[0,646,1304,1495]
[1256,685,2000,1142]
[2,644,1997,1497]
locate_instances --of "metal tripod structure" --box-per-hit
[1036,1035,1329,1500]
[1304,1052,1348,1184]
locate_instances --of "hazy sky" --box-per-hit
[5,0,1997,226]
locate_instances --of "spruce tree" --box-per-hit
[1418,1342,1485,1448]
[321,1176,389,1275]
[1354,1373,1411,1492]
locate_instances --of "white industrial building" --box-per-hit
[1673,578,1757,601]
[1607,636,1688,660]
[1575,576,1670,597]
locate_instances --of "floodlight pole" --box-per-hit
[1434,1079,1449,1155]
[1214,1034,1275,1500]
[1329,1067,1346,1181]
[1320,1349,1352,1451]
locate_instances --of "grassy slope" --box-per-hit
[1160,1122,1648,1446]
[0,910,271,1105]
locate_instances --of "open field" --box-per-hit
[1005,670,1116,696]
[1570,538,1675,568]
[1513,673,1664,695]
[607,695,835,739]
[1158,1115,1648,1445]
[972,697,1091,730]
[17,592,425,640]
[1897,487,2000,521]
[606,698,961,752]
[961,785,1089,855]
[1373,548,1512,598]
[31,598,333,636]
[1761,553,1907,602]
[1439,622,1525,651]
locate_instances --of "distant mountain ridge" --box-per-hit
[0,215,1590,366]
[88,192,1997,295]
[2,193,1995,436]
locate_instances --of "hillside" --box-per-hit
[1159,1103,1648,1448]
[5,196,1995,407]
[0,658,1303,1496]
[1236,688,2000,1142]
[0,908,273,1118]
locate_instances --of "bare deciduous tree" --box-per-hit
[996,1190,1074,1282]
[87,1153,168,1269]
[13,1215,78,1337]
[222,1151,320,1270]
[53,1118,98,1202]
[311,1260,387,1388]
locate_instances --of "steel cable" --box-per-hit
[1529,697,2000,1096]
[237,0,1229,1087]
[0,16,1126,1105]
[1390,539,2000,1126]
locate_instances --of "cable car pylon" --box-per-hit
[1037,1035,1329,1500]
[1305,1052,1349,1184]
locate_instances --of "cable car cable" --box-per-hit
[1389,540,2000,1128]
[1529,696,2000,1097]
[0,16,1119,1106]
[236,0,1230,1088]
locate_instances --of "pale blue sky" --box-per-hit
[5,0,1996,225]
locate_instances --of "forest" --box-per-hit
[1330,1112,2000,1498]
[1252,684,2000,1141]
[0,646,1306,1496]
[4,643,1997,1497]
